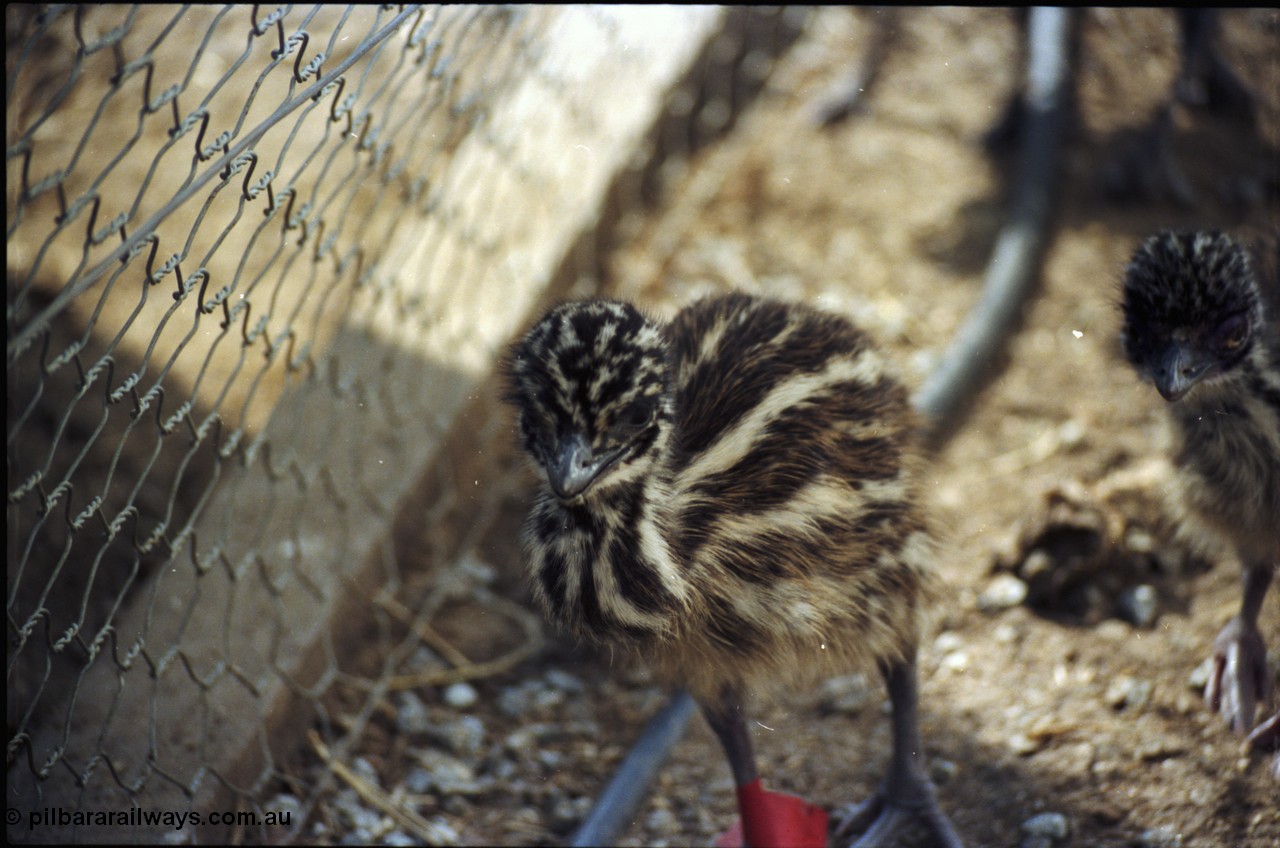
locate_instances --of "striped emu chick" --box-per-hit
[1121,231,1279,773]
[506,293,962,846]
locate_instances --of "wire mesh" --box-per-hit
[7,4,805,843]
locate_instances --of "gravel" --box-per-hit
[394,691,432,736]
[1104,675,1153,711]
[1117,584,1159,628]
[978,573,1030,611]
[1021,811,1070,839]
[443,681,480,709]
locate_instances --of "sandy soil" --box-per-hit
[307,9,1279,847]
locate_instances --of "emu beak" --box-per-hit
[1154,341,1205,403]
[550,433,609,500]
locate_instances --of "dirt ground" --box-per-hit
[307,9,1279,847]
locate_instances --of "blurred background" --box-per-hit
[7,6,1278,845]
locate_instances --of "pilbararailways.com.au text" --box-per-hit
[15,806,292,832]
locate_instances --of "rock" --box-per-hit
[933,631,964,653]
[264,793,303,822]
[395,691,432,736]
[1117,584,1158,628]
[499,680,565,717]
[545,668,585,693]
[819,672,875,714]
[411,749,483,795]
[1018,550,1054,583]
[429,714,486,755]
[1137,825,1184,847]
[549,795,593,832]
[404,765,433,794]
[457,555,498,586]
[332,788,384,844]
[1021,811,1069,840]
[929,758,958,784]
[1187,657,1214,691]
[351,756,379,783]
[1104,675,1152,711]
[1123,526,1155,553]
[978,574,1029,611]
[646,806,682,837]
[1009,733,1043,757]
[993,623,1021,644]
[444,681,479,709]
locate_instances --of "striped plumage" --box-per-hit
[1121,230,1280,566]
[507,293,932,700]
[1121,229,1279,768]
[507,292,962,846]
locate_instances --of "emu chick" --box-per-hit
[506,293,961,846]
[507,293,931,699]
[1121,229,1279,767]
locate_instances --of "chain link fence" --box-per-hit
[7,5,805,842]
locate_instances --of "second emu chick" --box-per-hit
[506,293,962,847]
[1121,230,1279,773]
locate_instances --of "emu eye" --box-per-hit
[1214,315,1248,352]
[619,399,654,431]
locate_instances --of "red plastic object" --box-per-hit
[714,778,829,848]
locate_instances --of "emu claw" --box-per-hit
[1204,616,1271,737]
[833,789,963,848]
[1244,713,1279,780]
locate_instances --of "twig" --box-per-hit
[386,589,544,690]
[309,730,457,846]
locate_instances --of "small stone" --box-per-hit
[550,796,592,832]
[545,668,585,693]
[1117,584,1158,628]
[332,789,383,842]
[351,756,379,783]
[1136,737,1185,762]
[819,673,875,715]
[978,574,1028,611]
[458,555,498,585]
[1020,837,1054,848]
[498,680,564,717]
[933,632,964,653]
[1022,811,1070,840]
[431,714,486,754]
[443,795,470,816]
[1187,657,1214,691]
[929,758,958,784]
[1104,676,1152,711]
[264,793,303,821]
[1019,550,1054,582]
[404,765,433,794]
[444,681,479,709]
[1094,619,1131,642]
[1124,526,1155,553]
[940,650,969,672]
[645,806,681,836]
[395,691,432,736]
[1010,733,1043,756]
[412,749,482,795]
[993,623,1020,644]
[1137,825,1184,848]
[382,831,416,847]
[491,756,518,781]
